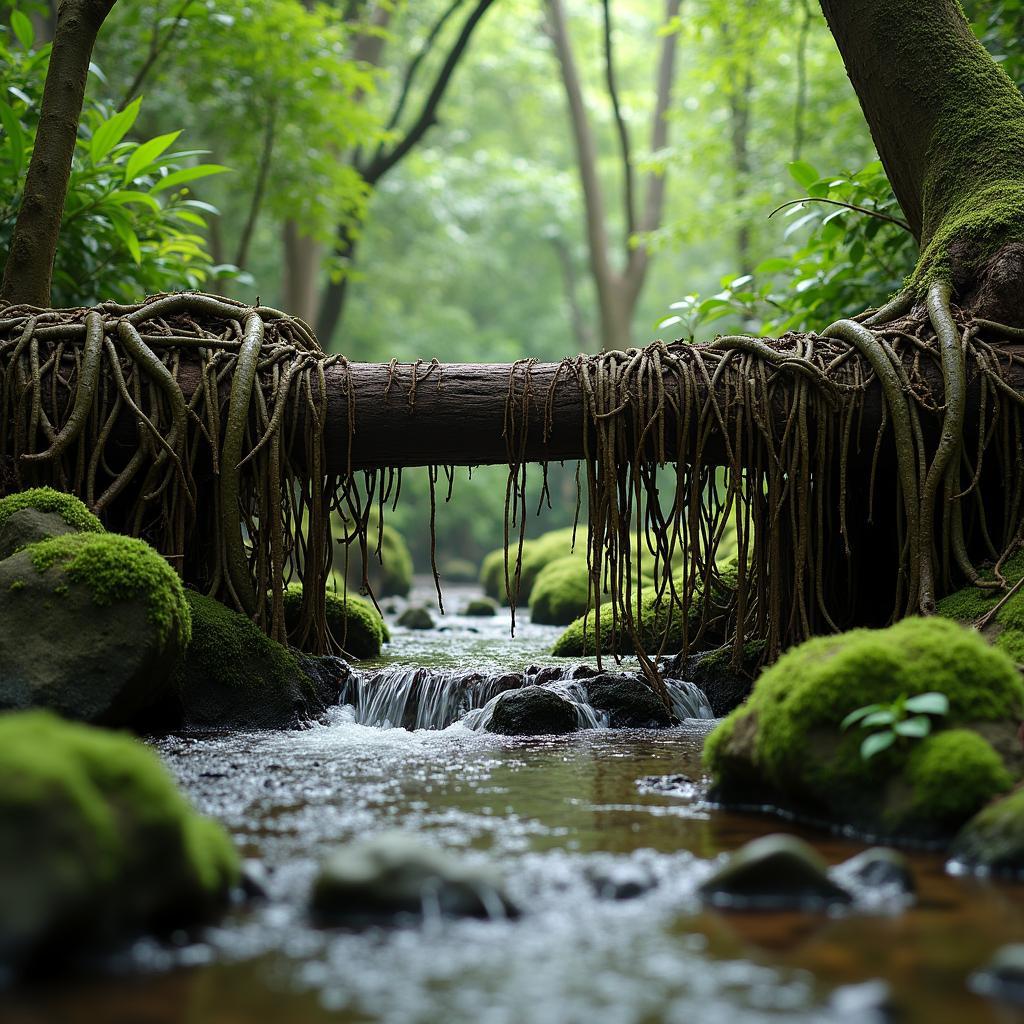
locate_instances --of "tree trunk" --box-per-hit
[283,220,323,325]
[1,0,117,307]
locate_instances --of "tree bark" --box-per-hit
[1,0,117,307]
[283,221,323,324]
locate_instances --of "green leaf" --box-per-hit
[788,160,819,190]
[859,709,898,728]
[112,218,142,264]
[893,716,932,738]
[840,703,883,730]
[90,98,142,165]
[755,257,792,274]
[0,100,24,180]
[107,190,162,213]
[124,131,181,182]
[904,692,950,716]
[151,163,230,193]
[861,731,896,760]
[10,10,34,49]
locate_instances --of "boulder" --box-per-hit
[479,527,579,604]
[485,685,579,735]
[582,673,673,728]
[0,533,190,726]
[529,556,591,625]
[971,944,1024,1006]
[173,592,347,731]
[832,847,915,897]
[674,641,765,716]
[464,596,498,617]
[950,786,1024,874]
[705,618,1021,839]
[311,833,515,924]
[0,711,237,977]
[698,834,852,910]
[283,583,388,660]
[0,487,104,561]
[397,605,435,630]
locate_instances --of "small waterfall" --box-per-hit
[342,665,713,731]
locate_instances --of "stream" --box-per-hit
[5,580,1024,1024]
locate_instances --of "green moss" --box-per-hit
[27,533,190,648]
[464,596,498,617]
[0,487,104,535]
[529,556,591,625]
[705,617,1024,832]
[950,785,1024,871]
[0,710,237,960]
[480,527,580,605]
[283,583,387,659]
[9,579,24,591]
[904,729,1011,826]
[334,512,413,598]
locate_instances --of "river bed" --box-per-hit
[5,582,1024,1024]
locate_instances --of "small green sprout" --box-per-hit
[840,692,950,760]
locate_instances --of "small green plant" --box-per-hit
[840,692,950,760]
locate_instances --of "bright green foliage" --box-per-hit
[27,533,190,648]
[283,583,388,660]
[0,17,228,305]
[0,710,237,965]
[0,487,103,535]
[904,729,1012,826]
[841,691,950,761]
[705,617,1024,833]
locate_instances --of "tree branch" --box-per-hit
[118,0,194,111]
[601,0,636,242]
[360,0,497,184]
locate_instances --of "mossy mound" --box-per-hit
[529,556,591,625]
[705,617,1023,838]
[0,710,238,975]
[334,512,413,598]
[938,551,1024,664]
[174,592,346,729]
[464,596,498,617]
[0,534,191,725]
[951,785,1024,874]
[284,584,388,660]
[440,557,478,583]
[479,527,580,605]
[682,640,766,716]
[0,487,105,561]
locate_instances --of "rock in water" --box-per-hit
[486,685,579,735]
[950,787,1024,874]
[0,711,238,977]
[972,945,1024,1006]
[312,833,515,924]
[832,847,915,898]
[172,592,347,731]
[0,487,104,561]
[698,834,852,910]
[398,605,435,630]
[0,533,190,726]
[582,673,673,728]
[464,597,498,617]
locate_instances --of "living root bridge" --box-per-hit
[2,291,1024,667]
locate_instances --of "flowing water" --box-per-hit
[6,582,1024,1024]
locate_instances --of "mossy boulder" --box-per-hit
[529,556,591,625]
[335,512,413,598]
[283,584,389,660]
[464,596,498,617]
[484,685,579,735]
[480,527,580,605]
[0,710,238,975]
[440,557,478,583]
[581,673,673,729]
[173,592,347,730]
[0,486,104,561]
[678,641,765,716]
[950,786,1024,874]
[0,533,190,726]
[397,604,435,630]
[705,618,1022,838]
[938,553,1024,664]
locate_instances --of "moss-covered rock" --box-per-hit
[0,487,105,561]
[464,596,498,617]
[284,584,388,660]
[679,641,765,716]
[479,527,580,605]
[529,556,591,625]
[938,552,1024,664]
[0,710,238,975]
[951,786,1024,874]
[440,557,478,583]
[484,685,579,736]
[397,604,435,630]
[335,512,413,598]
[173,592,347,730]
[705,618,1023,838]
[0,534,190,726]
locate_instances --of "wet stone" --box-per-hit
[311,833,516,925]
[582,673,673,729]
[485,685,579,736]
[971,944,1024,1006]
[698,834,853,910]
[397,605,435,630]
[832,848,915,898]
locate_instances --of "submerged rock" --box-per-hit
[704,618,1021,839]
[172,592,346,731]
[698,834,852,910]
[0,533,190,726]
[971,944,1024,1006]
[832,848,915,898]
[950,786,1024,874]
[0,711,238,977]
[486,685,579,735]
[397,605,435,630]
[464,596,498,617]
[312,833,515,924]
[0,487,104,561]
[582,674,673,728]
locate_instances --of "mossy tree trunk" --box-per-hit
[0,0,117,308]
[820,0,1024,323]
